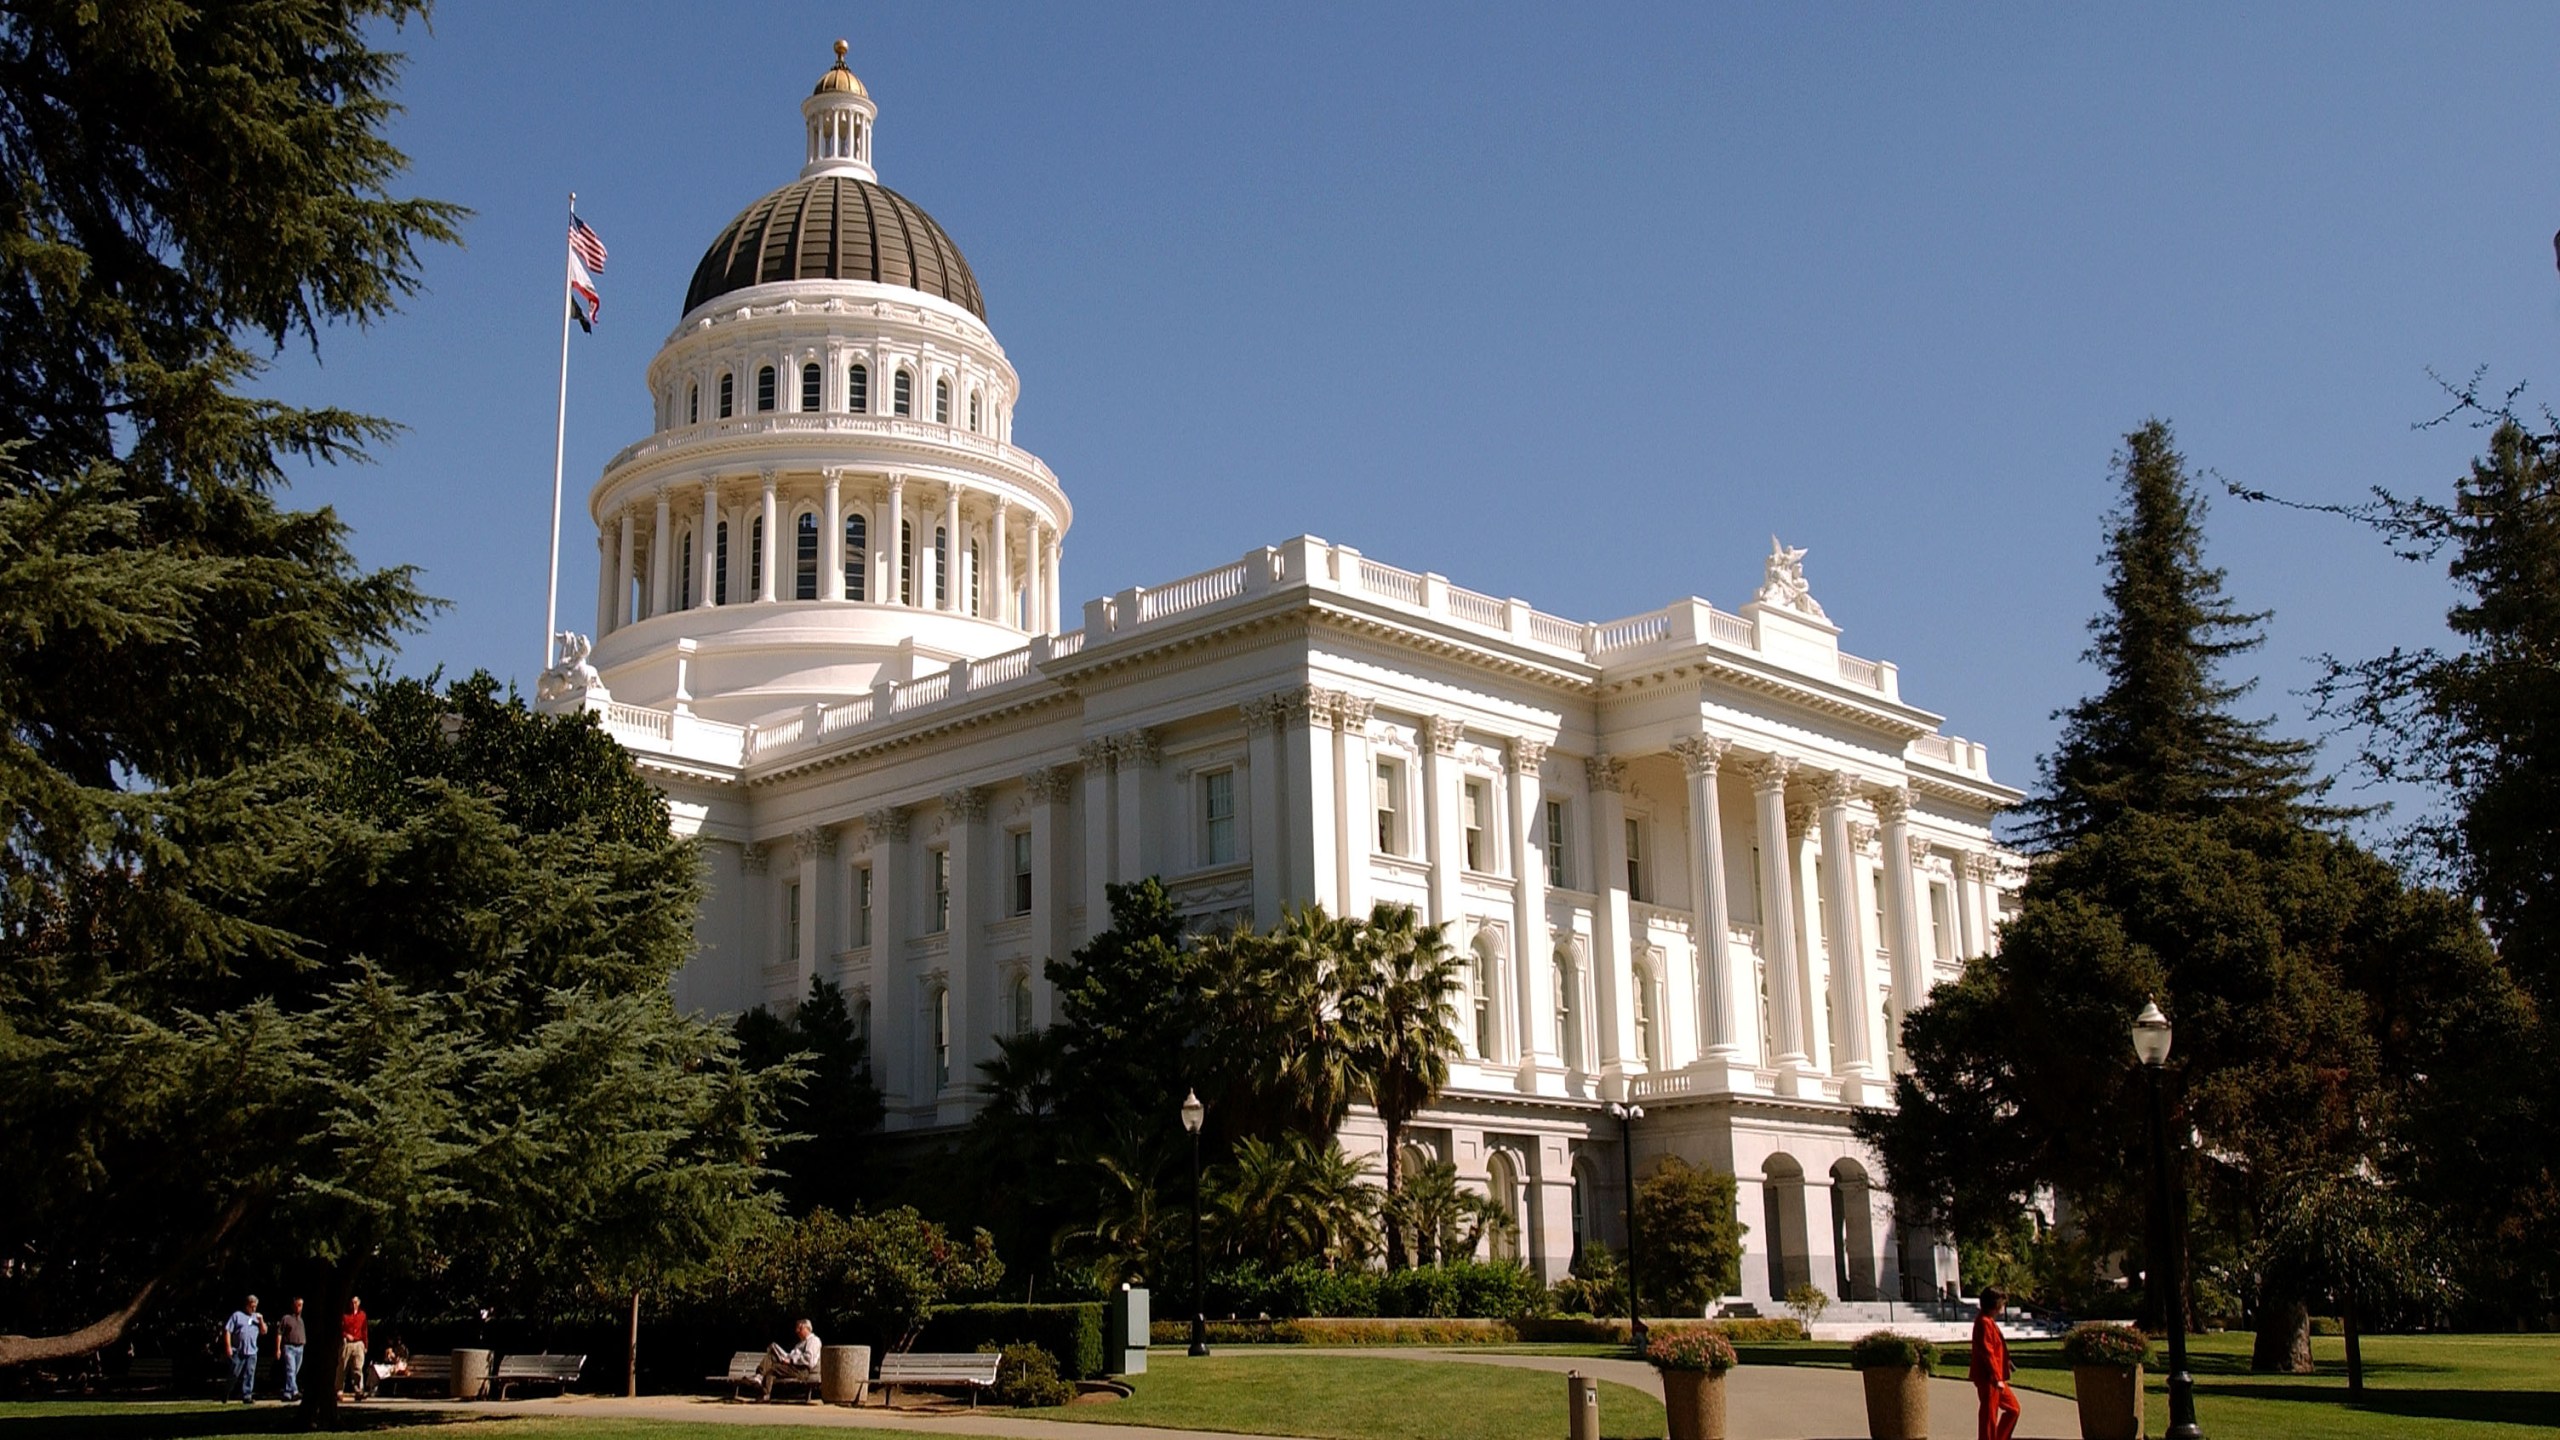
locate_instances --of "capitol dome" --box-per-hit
[684,174,984,319]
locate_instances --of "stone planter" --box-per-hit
[449,1349,491,1401]
[2073,1363,2142,1440]
[1660,1369,1728,1440]
[819,1344,871,1405]
[1860,1363,1930,1440]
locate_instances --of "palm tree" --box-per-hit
[1052,1120,1172,1289]
[1196,906,1363,1142]
[1341,901,1463,1270]
[1206,1132,1381,1270]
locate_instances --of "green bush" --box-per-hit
[1644,1328,1739,1374]
[1375,1261,1546,1318]
[1846,1331,1939,1371]
[1514,1316,1806,1344]
[2309,1315,2344,1337]
[2060,1322,2151,1370]
[920,1303,1105,1379]
[985,1343,1074,1407]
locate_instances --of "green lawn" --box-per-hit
[1020,1353,1665,1440]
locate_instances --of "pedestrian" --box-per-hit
[275,1297,307,1402]
[221,1295,265,1403]
[339,1294,371,1399]
[1969,1286,2021,1440]
[754,1318,822,1400]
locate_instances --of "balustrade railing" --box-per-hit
[1357,557,1426,605]
[1137,559,1250,623]
[603,701,674,741]
[1591,611,1672,652]
[1708,609,1755,645]
[1837,652,1886,689]
[1529,611,1589,649]
[1446,585,1508,628]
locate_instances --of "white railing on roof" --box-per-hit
[750,713,804,756]
[1049,628,1086,657]
[1137,558,1250,623]
[603,701,673,742]
[1838,653,1885,689]
[820,694,874,734]
[1446,585,1508,629]
[1910,734,1957,765]
[1358,557,1426,605]
[972,646,1033,688]
[1591,611,1672,653]
[894,671,950,711]
[1529,611,1588,649]
[1709,609,1755,646]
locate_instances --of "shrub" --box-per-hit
[1287,1318,1519,1346]
[2059,1322,2151,1370]
[1783,1283,1832,1328]
[1644,1328,1739,1374]
[2309,1315,2344,1337]
[986,1343,1073,1407]
[920,1303,1105,1379]
[1515,1315,1806,1345]
[1550,1245,1624,1317]
[1846,1331,1939,1371]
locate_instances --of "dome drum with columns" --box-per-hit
[555,46,2033,1321]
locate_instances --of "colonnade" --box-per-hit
[595,468,1063,639]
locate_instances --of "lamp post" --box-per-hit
[2132,1000,2204,1440]
[1180,1088,1209,1358]
[1608,1100,1647,1346]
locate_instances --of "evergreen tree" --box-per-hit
[2019,420,2326,850]
[734,977,886,1216]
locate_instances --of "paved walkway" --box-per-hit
[382,1394,1298,1440]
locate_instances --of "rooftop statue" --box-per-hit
[1754,536,1830,621]
[538,630,605,705]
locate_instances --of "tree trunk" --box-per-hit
[625,1288,641,1397]
[1382,1119,1406,1271]
[2343,1296,2363,1395]
[0,1198,252,1369]
[300,1259,358,1431]
[2251,1293,2313,1374]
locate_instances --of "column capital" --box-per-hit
[1815,769,1862,809]
[1740,754,1796,794]
[1508,736,1550,773]
[822,465,844,484]
[1112,728,1161,768]
[1669,733,1733,777]
[1332,692,1376,731]
[1907,836,1935,866]
[1965,853,2001,882]
[1786,800,1816,839]
[1872,786,1913,822]
[1584,754,1626,793]
[942,786,988,823]
[886,472,906,496]
[1849,820,1880,853]
[1240,692,1291,732]
[1079,738,1115,775]
[793,826,837,860]
[1425,716,1466,755]
[863,806,909,842]
[1278,686,1336,729]
[759,467,777,490]
[740,841,770,873]
[1024,765,1076,804]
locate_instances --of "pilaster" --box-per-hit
[1817,771,1883,1101]
[1586,754,1633,1085]
[1507,737,1555,1087]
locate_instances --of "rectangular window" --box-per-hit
[848,364,869,413]
[1929,882,1953,960]
[718,373,734,418]
[933,987,951,1088]
[853,865,873,948]
[1010,831,1033,915]
[756,365,777,412]
[1624,818,1645,902]
[1463,779,1490,872]
[1374,760,1402,855]
[894,369,913,416]
[1544,798,1567,887]
[714,520,729,605]
[787,880,802,962]
[800,362,821,412]
[1203,770,1237,866]
[931,848,951,933]
[1872,868,1888,953]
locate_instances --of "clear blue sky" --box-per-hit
[274,3,2560,816]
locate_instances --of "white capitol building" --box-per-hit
[542,44,2026,1314]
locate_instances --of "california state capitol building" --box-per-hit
[537,43,2026,1318]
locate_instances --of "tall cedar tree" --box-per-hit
[0,0,459,1373]
[1859,421,2510,1362]
[2265,390,2560,1321]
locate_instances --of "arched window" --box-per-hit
[714,519,730,604]
[794,512,819,599]
[934,377,951,424]
[1555,947,1580,1070]
[1632,960,1659,1068]
[934,525,948,608]
[756,365,777,412]
[749,514,765,598]
[893,368,913,417]
[1469,935,1497,1059]
[687,382,700,425]
[799,361,821,412]
[717,372,734,418]
[1486,1151,1522,1262]
[1008,972,1033,1035]
[931,986,952,1089]
[852,992,872,1049]
[967,539,983,614]
[968,389,982,432]
[844,513,867,601]
[900,520,914,604]
[848,362,869,413]
[678,531,694,611]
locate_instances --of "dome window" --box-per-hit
[749,514,765,598]
[718,373,734,419]
[800,362,821,412]
[678,531,695,611]
[756,365,778,413]
[934,377,951,425]
[893,368,913,417]
[900,519,914,604]
[968,390,981,432]
[848,363,869,414]
[934,525,949,608]
[687,383,700,425]
[794,512,819,599]
[714,520,730,604]
[968,538,983,613]
[844,514,867,600]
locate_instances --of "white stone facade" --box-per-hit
[548,49,2026,1312]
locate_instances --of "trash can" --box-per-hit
[1107,1284,1152,1375]
[1566,1369,1599,1440]
[450,1348,492,1401]
[819,1344,870,1405]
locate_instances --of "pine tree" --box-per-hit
[2019,420,2326,849]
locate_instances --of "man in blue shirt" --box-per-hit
[221,1296,266,1402]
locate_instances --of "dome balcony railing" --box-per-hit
[598,412,1062,499]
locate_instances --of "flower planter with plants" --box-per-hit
[1847,1331,1939,1440]
[2060,1322,2150,1440]
[1644,1327,1740,1440]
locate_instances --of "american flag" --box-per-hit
[567,214,607,332]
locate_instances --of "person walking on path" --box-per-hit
[755,1318,822,1400]
[221,1296,266,1402]
[1969,1286,2021,1440]
[339,1295,372,1398]
[275,1298,307,1402]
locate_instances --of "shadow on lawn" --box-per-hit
[0,1407,513,1440]
[2198,1384,2560,1429]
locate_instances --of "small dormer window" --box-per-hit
[848,363,868,413]
[934,377,951,424]
[756,365,777,413]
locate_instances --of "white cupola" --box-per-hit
[801,39,878,182]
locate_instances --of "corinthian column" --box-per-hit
[1745,756,1811,1089]
[648,485,672,616]
[756,469,779,603]
[1874,788,1928,1068]
[1672,734,1746,1081]
[1817,771,1882,1099]
[698,478,720,608]
[821,468,845,601]
[1507,736,1551,1082]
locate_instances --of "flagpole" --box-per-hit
[544,191,576,673]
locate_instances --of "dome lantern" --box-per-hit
[801,39,878,182]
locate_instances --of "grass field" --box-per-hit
[1045,1353,1664,1440]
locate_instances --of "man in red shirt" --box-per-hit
[339,1296,371,1399]
[1969,1286,2021,1440]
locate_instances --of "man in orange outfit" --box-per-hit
[1969,1286,2022,1440]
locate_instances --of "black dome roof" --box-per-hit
[684,174,984,319]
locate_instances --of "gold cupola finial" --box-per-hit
[814,38,866,97]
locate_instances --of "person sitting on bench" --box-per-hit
[756,1319,821,1400]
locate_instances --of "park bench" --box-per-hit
[875,1351,1002,1408]
[376,1353,453,1397]
[484,1352,585,1400]
[708,1350,820,1402]
[116,1358,175,1392]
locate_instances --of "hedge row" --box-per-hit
[918,1303,1106,1379]
[1142,1315,1806,1347]
[1205,1260,1550,1319]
